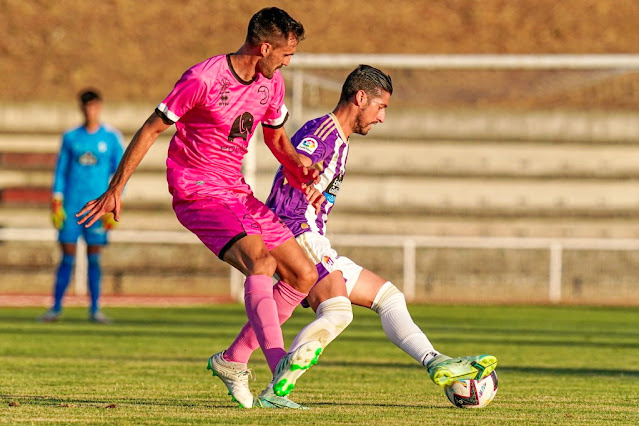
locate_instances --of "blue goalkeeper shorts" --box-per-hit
[58,214,108,246]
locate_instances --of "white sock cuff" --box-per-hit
[371,282,402,313]
[316,296,352,315]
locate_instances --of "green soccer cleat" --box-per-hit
[427,354,498,387]
[253,387,308,409]
[207,352,255,408]
[272,340,323,397]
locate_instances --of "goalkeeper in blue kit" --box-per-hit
[40,89,124,323]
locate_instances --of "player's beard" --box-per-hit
[353,108,372,135]
[257,57,277,79]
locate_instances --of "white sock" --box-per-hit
[371,282,441,367]
[289,296,353,352]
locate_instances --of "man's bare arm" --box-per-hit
[76,111,171,227]
[262,126,319,189]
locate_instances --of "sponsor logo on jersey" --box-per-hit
[323,172,344,204]
[228,112,254,142]
[98,141,107,153]
[221,145,245,153]
[297,137,318,155]
[78,152,97,166]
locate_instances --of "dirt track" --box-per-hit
[0,294,233,307]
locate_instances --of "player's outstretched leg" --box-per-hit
[271,340,323,397]
[207,351,254,408]
[427,354,498,387]
[253,387,308,409]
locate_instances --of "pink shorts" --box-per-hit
[172,187,293,259]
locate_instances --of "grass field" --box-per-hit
[1,304,638,424]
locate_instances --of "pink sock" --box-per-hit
[225,280,308,366]
[242,275,286,373]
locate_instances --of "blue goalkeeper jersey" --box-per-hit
[52,124,124,209]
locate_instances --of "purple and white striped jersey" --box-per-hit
[266,113,349,237]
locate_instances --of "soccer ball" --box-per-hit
[444,371,498,408]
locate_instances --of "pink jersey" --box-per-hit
[157,54,288,198]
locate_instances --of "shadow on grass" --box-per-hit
[302,400,451,409]
[0,394,449,410]
[0,394,230,409]
[1,324,638,352]
[0,326,243,340]
[0,307,248,328]
[323,321,639,339]
[338,334,639,349]
[318,360,639,378]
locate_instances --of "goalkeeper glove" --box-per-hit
[51,197,66,230]
[102,212,118,231]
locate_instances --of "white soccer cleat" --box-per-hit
[272,340,323,397]
[207,351,254,408]
[253,386,308,409]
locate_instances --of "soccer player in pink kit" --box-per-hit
[77,8,324,409]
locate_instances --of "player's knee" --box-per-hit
[317,295,353,334]
[303,262,319,289]
[289,260,318,292]
[370,282,405,313]
[248,253,278,276]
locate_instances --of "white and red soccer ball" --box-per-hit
[444,371,498,408]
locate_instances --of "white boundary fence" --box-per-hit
[3,227,639,303]
[290,53,639,70]
[286,53,639,128]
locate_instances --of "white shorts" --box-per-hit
[296,232,363,296]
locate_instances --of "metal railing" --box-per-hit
[3,227,639,303]
[286,53,639,129]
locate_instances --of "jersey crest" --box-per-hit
[258,85,269,105]
[78,151,97,166]
[218,77,231,106]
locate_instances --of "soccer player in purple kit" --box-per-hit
[77,7,325,409]
[223,65,498,406]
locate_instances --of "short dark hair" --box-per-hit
[79,89,102,105]
[339,65,393,103]
[246,7,305,47]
